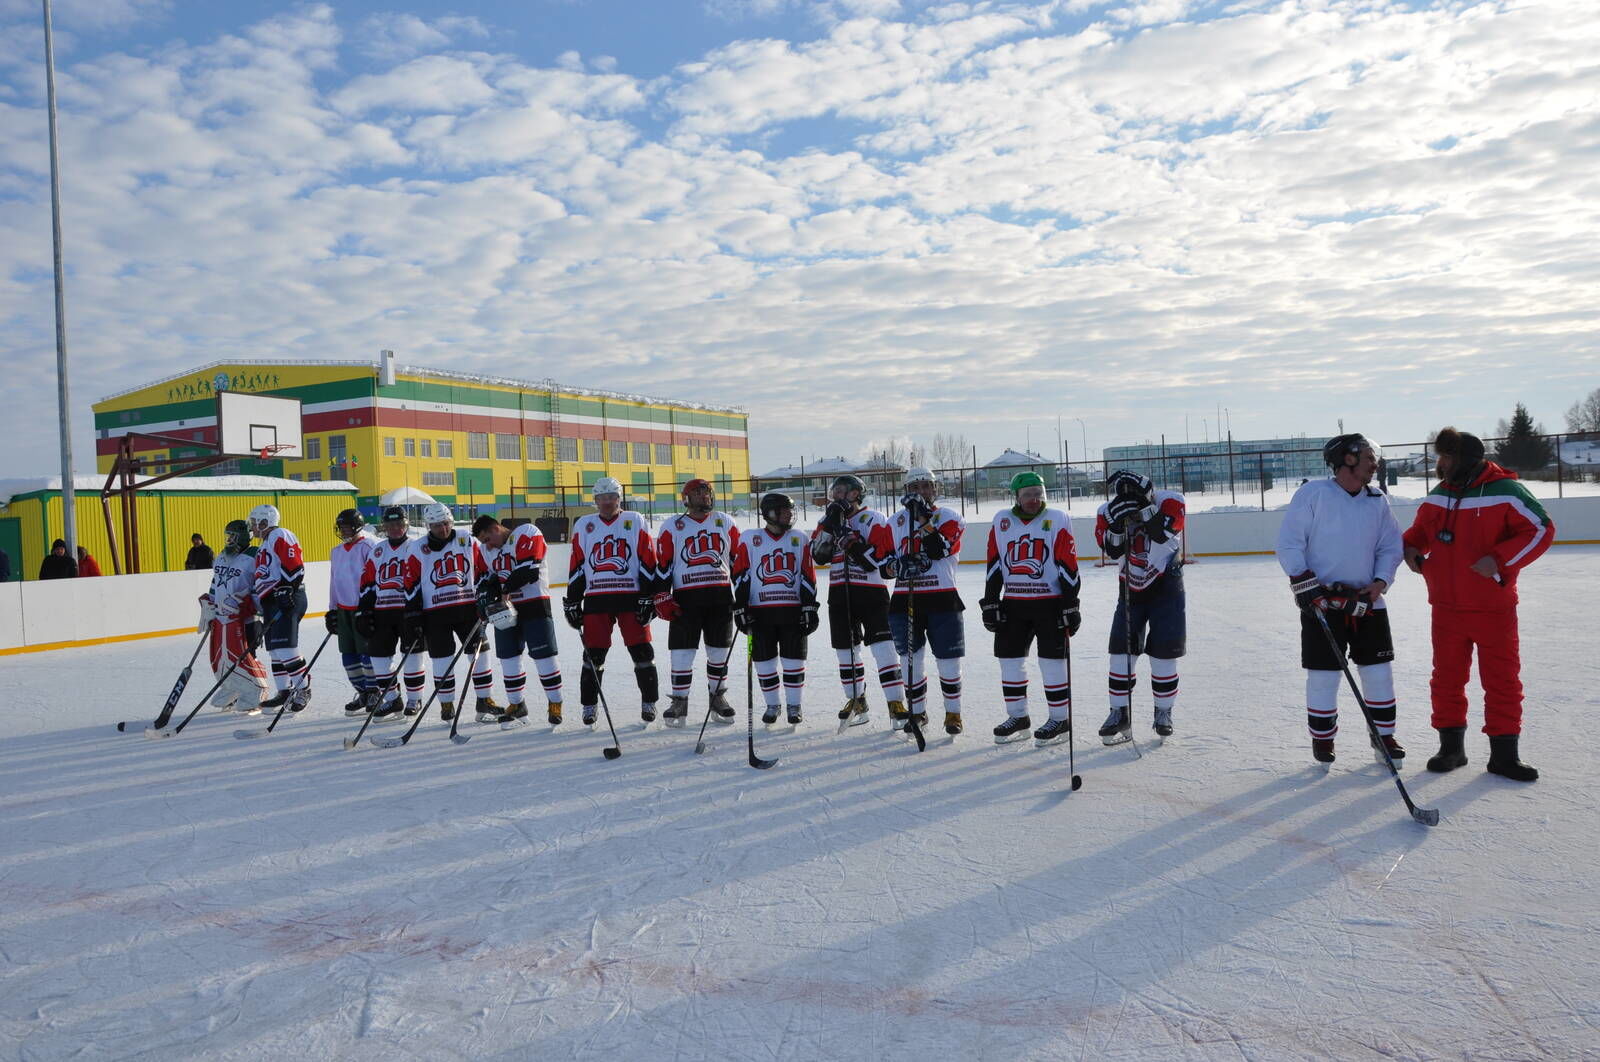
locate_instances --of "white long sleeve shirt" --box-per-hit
[1276,478,1404,608]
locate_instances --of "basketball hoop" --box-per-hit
[258,444,293,461]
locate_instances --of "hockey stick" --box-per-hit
[1065,623,1082,791]
[371,621,480,749]
[900,512,926,752]
[1110,519,1143,758]
[340,666,404,750]
[1312,609,1439,827]
[446,620,489,746]
[746,633,778,769]
[118,630,208,732]
[585,646,623,760]
[147,649,251,738]
[245,628,336,737]
[835,529,867,734]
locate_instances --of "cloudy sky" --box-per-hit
[2,0,1596,477]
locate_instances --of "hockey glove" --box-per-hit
[901,493,933,524]
[354,608,378,640]
[653,590,681,622]
[800,604,820,637]
[243,617,263,652]
[980,599,1004,633]
[732,605,750,634]
[1288,571,1323,612]
[1059,604,1082,637]
[562,597,584,631]
[820,500,849,536]
[1106,495,1153,529]
[842,535,870,568]
[1107,469,1154,500]
[196,595,216,634]
[402,600,425,646]
[635,593,657,626]
[483,599,517,631]
[1321,583,1371,619]
[324,610,339,635]
[810,533,837,565]
[898,552,933,578]
[270,579,301,614]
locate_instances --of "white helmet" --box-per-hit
[248,504,280,538]
[905,467,937,490]
[593,476,623,499]
[421,501,453,528]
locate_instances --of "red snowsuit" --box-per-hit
[1402,463,1555,736]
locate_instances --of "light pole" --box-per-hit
[1073,418,1088,462]
[43,0,76,560]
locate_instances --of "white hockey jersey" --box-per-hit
[404,530,488,611]
[1276,478,1403,607]
[657,511,740,593]
[1094,489,1186,593]
[361,535,413,611]
[732,528,818,610]
[985,507,1080,601]
[483,522,551,604]
[568,511,657,602]
[251,526,305,603]
[890,504,964,598]
[207,547,259,621]
[810,508,895,591]
[329,532,377,611]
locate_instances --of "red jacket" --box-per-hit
[1401,462,1554,612]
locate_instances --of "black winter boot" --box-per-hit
[1486,734,1538,782]
[1426,726,1468,773]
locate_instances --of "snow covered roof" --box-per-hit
[984,449,1050,468]
[379,486,439,506]
[755,457,906,479]
[0,474,357,506]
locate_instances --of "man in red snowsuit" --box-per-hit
[1402,428,1555,781]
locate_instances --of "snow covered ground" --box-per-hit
[3,551,1598,1060]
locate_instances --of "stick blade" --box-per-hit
[116,721,134,732]
[1070,774,1083,791]
[369,735,410,749]
[232,728,269,740]
[749,754,779,770]
[602,746,622,760]
[450,733,471,745]
[693,741,709,755]
[1412,806,1441,827]
[143,726,172,739]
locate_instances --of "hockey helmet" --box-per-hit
[1009,471,1045,494]
[1323,433,1377,470]
[593,476,623,499]
[224,519,251,554]
[759,492,795,529]
[829,474,865,502]
[904,467,937,490]
[380,505,408,534]
[1106,469,1154,499]
[681,477,713,497]
[247,503,280,538]
[335,508,366,540]
[421,501,453,529]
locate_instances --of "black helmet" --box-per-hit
[380,505,408,536]
[1323,433,1376,470]
[224,519,251,553]
[830,474,865,501]
[335,508,366,539]
[759,492,795,528]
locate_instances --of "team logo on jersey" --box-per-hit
[751,534,763,547]
[1005,536,1047,579]
[757,549,797,586]
[1043,520,1052,530]
[429,551,471,589]
[589,536,632,574]
[376,557,405,588]
[680,529,726,568]
[1000,518,1011,532]
[675,518,685,531]
[624,520,633,531]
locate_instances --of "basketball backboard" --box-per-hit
[217,391,302,458]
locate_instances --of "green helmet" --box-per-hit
[1009,471,1045,493]
[224,519,251,554]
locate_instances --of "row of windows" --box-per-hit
[375,434,690,467]
[381,437,456,459]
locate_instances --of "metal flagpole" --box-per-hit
[43,0,77,559]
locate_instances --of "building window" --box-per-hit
[308,471,323,482]
[557,437,578,462]
[421,439,432,458]
[438,439,453,458]
[583,438,603,463]
[404,438,415,457]
[527,436,547,461]
[610,440,627,464]
[496,433,521,461]
[305,437,322,460]
[422,471,454,487]
[633,442,650,464]
[710,440,720,460]
[655,443,672,465]
[468,432,489,460]
[288,473,302,481]
[383,437,396,457]
[328,435,347,463]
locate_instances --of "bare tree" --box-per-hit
[1565,387,1600,435]
[929,431,970,472]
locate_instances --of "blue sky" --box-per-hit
[2,0,1597,478]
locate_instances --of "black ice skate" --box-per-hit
[993,716,1031,744]
[1033,717,1071,747]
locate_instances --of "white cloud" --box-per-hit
[355,12,489,63]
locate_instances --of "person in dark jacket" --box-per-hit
[39,539,78,580]
[0,547,10,582]
[185,533,215,570]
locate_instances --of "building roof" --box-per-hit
[755,457,906,479]
[984,448,1050,468]
[0,474,357,507]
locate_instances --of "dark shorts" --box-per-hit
[366,609,425,658]
[751,615,807,660]
[1301,607,1394,670]
[494,600,559,660]
[889,607,965,660]
[334,608,369,656]
[263,588,307,651]
[827,584,891,649]
[668,587,734,650]
[424,603,485,659]
[994,598,1067,660]
[1108,575,1187,659]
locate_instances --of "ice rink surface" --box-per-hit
[3,550,1598,1061]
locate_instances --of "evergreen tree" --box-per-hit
[1493,403,1553,471]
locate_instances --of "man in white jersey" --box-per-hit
[889,468,967,736]
[403,503,496,722]
[473,515,563,727]
[981,472,1082,747]
[732,492,819,726]
[327,508,377,716]
[810,474,903,728]
[355,506,428,720]
[1276,433,1405,767]
[197,518,270,711]
[655,478,742,727]
[1095,470,1187,743]
[249,504,311,711]
[563,477,661,726]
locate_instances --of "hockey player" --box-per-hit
[732,492,818,726]
[890,468,966,735]
[980,472,1081,747]
[249,504,311,710]
[1402,428,1555,781]
[473,515,563,727]
[355,506,427,719]
[655,478,741,728]
[563,477,661,726]
[328,509,377,715]
[196,518,271,712]
[810,474,902,727]
[402,503,495,722]
[1276,433,1405,766]
[1095,470,1187,743]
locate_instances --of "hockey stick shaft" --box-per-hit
[584,646,622,759]
[164,650,250,736]
[900,507,925,751]
[377,618,480,748]
[136,630,209,731]
[262,628,336,734]
[446,619,488,743]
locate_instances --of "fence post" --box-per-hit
[1556,433,1564,499]
[1227,431,1236,504]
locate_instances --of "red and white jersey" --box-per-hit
[483,522,550,604]
[986,507,1080,601]
[569,511,657,602]
[890,505,964,597]
[208,547,259,621]
[329,532,377,610]
[733,528,818,609]
[657,511,741,592]
[1094,490,1186,592]
[811,508,895,590]
[251,526,304,602]
[361,536,413,611]
[404,530,488,611]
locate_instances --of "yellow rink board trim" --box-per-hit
[4,545,1596,655]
